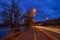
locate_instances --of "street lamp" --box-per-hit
[32,9,36,16]
[46,17,48,20]
[33,9,36,12]
[46,17,48,26]
[31,8,36,26]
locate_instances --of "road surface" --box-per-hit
[2,26,60,40]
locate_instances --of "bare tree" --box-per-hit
[0,0,22,32]
[24,10,34,29]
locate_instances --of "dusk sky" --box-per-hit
[0,0,60,22]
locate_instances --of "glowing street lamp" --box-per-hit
[32,9,36,16]
[33,9,36,12]
[46,17,48,20]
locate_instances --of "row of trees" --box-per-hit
[0,0,22,32]
[42,18,60,26]
[0,0,34,32]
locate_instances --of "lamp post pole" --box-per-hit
[46,17,48,26]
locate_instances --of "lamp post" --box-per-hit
[46,17,48,20]
[46,17,48,26]
[32,9,36,16]
[31,8,36,26]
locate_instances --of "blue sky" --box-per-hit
[0,0,60,22]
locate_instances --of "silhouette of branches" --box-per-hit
[0,0,22,32]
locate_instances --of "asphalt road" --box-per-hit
[2,26,60,40]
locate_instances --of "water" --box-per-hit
[0,27,9,39]
[0,27,26,39]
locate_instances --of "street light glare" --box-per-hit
[33,9,36,12]
[46,17,48,20]
[32,8,36,16]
